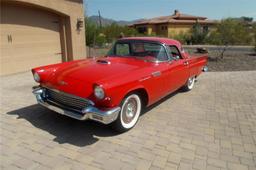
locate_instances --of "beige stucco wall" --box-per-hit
[155,24,168,37]
[147,25,156,35]
[168,24,192,38]
[4,0,86,60]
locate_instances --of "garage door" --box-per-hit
[0,3,62,75]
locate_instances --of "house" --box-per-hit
[0,0,86,75]
[131,10,217,38]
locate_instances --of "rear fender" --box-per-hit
[188,55,208,77]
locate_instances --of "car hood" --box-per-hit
[43,56,152,98]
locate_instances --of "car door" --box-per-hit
[143,63,169,104]
[143,46,171,103]
[164,45,190,93]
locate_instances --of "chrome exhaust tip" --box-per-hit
[202,66,208,72]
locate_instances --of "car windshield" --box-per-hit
[107,40,169,62]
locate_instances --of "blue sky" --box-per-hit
[85,0,256,21]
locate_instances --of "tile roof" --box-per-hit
[133,10,217,25]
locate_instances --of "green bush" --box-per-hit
[85,18,99,46]
[85,19,139,47]
[173,31,190,44]
[190,22,208,44]
[95,33,107,47]
[206,18,252,45]
[205,18,254,58]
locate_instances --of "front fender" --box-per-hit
[103,80,149,108]
[119,84,148,104]
[32,62,65,83]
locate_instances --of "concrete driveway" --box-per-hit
[1,71,256,170]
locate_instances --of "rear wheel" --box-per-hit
[183,76,195,91]
[112,94,141,132]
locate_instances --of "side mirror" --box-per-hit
[174,55,181,60]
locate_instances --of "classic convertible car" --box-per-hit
[32,37,208,132]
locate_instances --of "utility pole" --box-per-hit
[98,10,102,28]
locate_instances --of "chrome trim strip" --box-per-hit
[152,71,161,77]
[32,87,121,124]
[139,76,151,82]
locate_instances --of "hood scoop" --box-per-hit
[96,59,111,65]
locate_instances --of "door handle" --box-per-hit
[183,61,189,66]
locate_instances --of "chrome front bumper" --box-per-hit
[32,87,120,124]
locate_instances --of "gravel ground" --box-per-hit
[207,52,256,72]
[188,50,256,72]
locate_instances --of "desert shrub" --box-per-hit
[85,19,139,47]
[85,18,100,46]
[95,33,107,47]
[207,18,252,46]
[173,31,190,44]
[205,18,253,58]
[190,22,208,44]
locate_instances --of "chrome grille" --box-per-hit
[45,88,90,111]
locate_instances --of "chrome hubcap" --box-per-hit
[188,78,193,86]
[122,98,137,124]
[126,103,135,118]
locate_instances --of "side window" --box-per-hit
[156,46,169,61]
[115,43,130,56]
[169,46,182,60]
[165,46,174,61]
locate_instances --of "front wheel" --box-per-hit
[183,76,195,91]
[112,94,142,132]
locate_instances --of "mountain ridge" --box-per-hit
[87,15,144,26]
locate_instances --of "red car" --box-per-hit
[32,37,208,132]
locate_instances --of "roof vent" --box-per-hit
[96,59,111,64]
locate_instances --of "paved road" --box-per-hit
[1,71,256,170]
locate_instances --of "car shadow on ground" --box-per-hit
[7,104,119,147]
[6,89,183,147]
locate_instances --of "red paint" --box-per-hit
[32,37,207,109]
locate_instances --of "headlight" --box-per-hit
[33,72,40,82]
[94,86,105,99]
